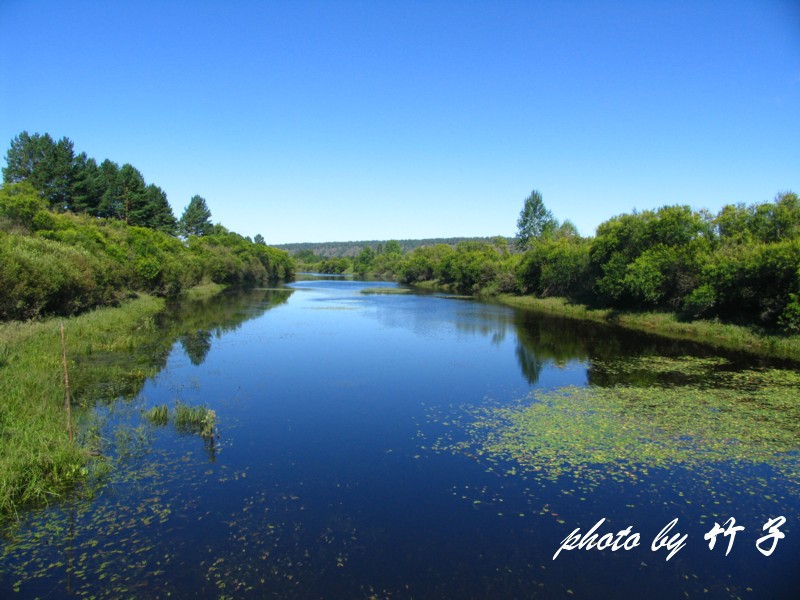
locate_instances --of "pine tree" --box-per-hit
[97,160,123,219]
[145,184,177,234]
[3,131,75,211]
[179,195,212,237]
[70,153,105,215]
[118,164,149,226]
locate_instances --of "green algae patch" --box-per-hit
[434,356,800,489]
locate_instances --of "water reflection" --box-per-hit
[508,306,756,387]
[179,330,212,365]
[72,288,293,404]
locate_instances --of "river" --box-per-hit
[2,275,798,598]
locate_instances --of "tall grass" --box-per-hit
[0,294,165,517]
[174,402,216,439]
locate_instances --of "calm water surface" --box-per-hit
[2,276,799,598]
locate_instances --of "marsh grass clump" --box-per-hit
[174,403,216,439]
[144,404,169,426]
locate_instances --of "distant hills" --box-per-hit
[274,236,515,258]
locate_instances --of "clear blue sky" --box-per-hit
[1,1,798,244]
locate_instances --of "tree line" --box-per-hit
[293,240,407,277]
[277,236,513,259]
[1,131,268,242]
[0,132,293,322]
[394,189,800,333]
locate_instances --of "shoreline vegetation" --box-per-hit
[406,281,800,362]
[294,190,800,362]
[0,293,166,516]
[497,295,800,362]
[0,282,294,518]
[296,190,800,361]
[1,131,295,322]
[1,131,296,517]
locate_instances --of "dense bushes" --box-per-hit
[398,239,518,295]
[0,184,294,322]
[397,193,800,332]
[0,234,117,320]
[189,227,293,284]
[397,244,455,283]
[516,237,591,298]
[698,239,800,326]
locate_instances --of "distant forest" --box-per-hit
[276,236,515,258]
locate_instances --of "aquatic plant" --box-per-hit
[433,355,800,490]
[144,404,169,426]
[174,403,216,439]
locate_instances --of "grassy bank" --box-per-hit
[0,294,167,517]
[497,294,800,362]
[180,281,227,301]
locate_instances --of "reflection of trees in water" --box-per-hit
[180,330,212,365]
[515,342,544,385]
[510,307,735,387]
[453,307,512,345]
[74,288,293,404]
[512,312,595,385]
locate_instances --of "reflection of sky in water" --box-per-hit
[183,279,589,418]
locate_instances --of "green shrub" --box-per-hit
[0,182,48,228]
[682,284,717,318]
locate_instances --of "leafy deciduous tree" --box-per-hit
[516,189,556,249]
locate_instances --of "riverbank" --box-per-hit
[496,294,800,362]
[0,294,168,516]
[406,280,800,361]
[0,280,237,518]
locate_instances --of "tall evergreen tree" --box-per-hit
[70,153,105,215]
[97,160,123,219]
[3,131,75,211]
[144,184,177,234]
[118,163,149,226]
[179,195,213,237]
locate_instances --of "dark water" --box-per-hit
[2,276,799,599]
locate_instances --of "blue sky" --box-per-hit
[1,1,798,244]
